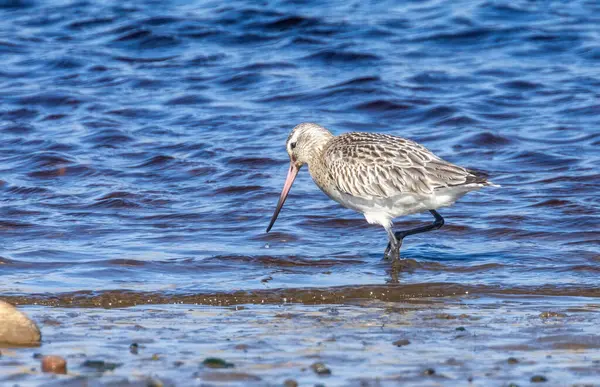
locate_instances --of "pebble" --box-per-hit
[539,311,567,319]
[310,362,332,375]
[531,375,548,382]
[392,339,411,347]
[0,300,41,346]
[82,359,122,371]
[41,355,67,374]
[202,357,234,369]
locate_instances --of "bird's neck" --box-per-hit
[304,131,334,166]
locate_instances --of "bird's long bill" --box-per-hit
[266,162,299,232]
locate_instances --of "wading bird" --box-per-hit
[266,123,496,261]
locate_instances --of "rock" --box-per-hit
[531,375,548,382]
[202,357,234,369]
[129,343,139,354]
[445,358,462,366]
[423,368,436,376]
[82,359,122,371]
[41,355,67,374]
[539,311,567,319]
[145,377,166,387]
[283,379,298,387]
[392,339,411,347]
[507,357,519,364]
[310,362,331,375]
[456,327,466,331]
[0,300,41,346]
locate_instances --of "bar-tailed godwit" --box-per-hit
[266,123,497,261]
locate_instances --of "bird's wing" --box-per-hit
[323,132,483,198]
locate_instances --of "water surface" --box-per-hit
[0,0,599,300]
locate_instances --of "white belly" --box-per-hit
[322,184,480,226]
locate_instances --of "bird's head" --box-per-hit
[266,122,333,232]
[285,122,332,168]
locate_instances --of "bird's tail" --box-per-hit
[466,168,501,188]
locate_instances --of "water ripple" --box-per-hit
[0,0,597,297]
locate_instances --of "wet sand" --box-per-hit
[2,294,600,386]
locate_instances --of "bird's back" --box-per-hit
[317,131,492,201]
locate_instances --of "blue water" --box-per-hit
[0,0,599,298]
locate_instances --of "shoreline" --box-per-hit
[2,295,600,386]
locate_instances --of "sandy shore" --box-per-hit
[2,294,600,386]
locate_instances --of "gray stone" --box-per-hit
[0,300,41,346]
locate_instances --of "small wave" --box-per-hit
[114,29,152,42]
[225,156,280,167]
[325,76,381,89]
[531,199,570,208]
[112,55,178,63]
[0,221,34,229]
[213,185,262,195]
[17,91,85,107]
[303,49,381,63]
[204,254,362,268]
[464,132,512,147]
[498,80,543,90]
[67,17,114,30]
[355,100,412,112]
[27,164,95,179]
[88,198,142,209]
[1,123,35,134]
[166,94,211,105]
[85,129,134,146]
[133,155,176,168]
[263,15,319,30]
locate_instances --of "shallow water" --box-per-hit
[4,297,600,386]
[1,0,598,298]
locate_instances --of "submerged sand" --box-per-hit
[2,294,600,386]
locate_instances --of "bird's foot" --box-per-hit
[383,242,401,261]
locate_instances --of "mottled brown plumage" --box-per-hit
[321,132,482,197]
[267,122,497,261]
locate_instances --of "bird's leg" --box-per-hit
[394,210,445,244]
[383,226,401,261]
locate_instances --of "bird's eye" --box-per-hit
[290,142,297,150]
